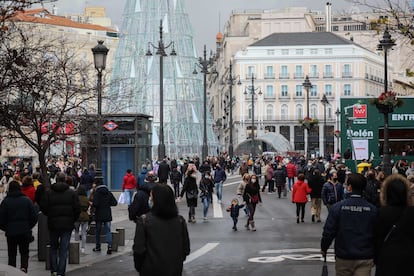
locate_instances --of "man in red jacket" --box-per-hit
[122,169,137,205]
[286,160,297,192]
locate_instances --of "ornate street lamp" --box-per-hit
[335,108,341,153]
[321,94,330,158]
[222,61,241,157]
[244,73,262,158]
[377,27,395,176]
[302,75,312,160]
[193,45,217,161]
[91,40,109,185]
[146,20,176,160]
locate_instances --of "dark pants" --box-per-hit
[172,180,180,198]
[268,180,275,192]
[7,233,30,271]
[296,203,306,220]
[49,229,72,276]
[232,216,238,227]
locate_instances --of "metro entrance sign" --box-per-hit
[103,121,118,131]
[340,97,414,170]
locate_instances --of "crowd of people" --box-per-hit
[1,153,414,275]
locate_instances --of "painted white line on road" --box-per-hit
[184,242,220,264]
[259,248,334,254]
[212,194,223,218]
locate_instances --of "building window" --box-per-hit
[266,104,274,120]
[343,64,352,78]
[310,85,317,97]
[296,85,303,97]
[280,126,290,141]
[294,65,303,79]
[281,85,288,97]
[248,104,252,119]
[265,126,276,133]
[324,64,333,78]
[325,84,333,96]
[344,84,351,96]
[310,48,318,55]
[282,49,289,55]
[265,85,274,98]
[265,66,275,79]
[296,49,304,55]
[310,104,318,118]
[281,104,288,120]
[309,65,318,78]
[280,65,289,79]
[325,48,333,54]
[267,49,274,55]
[296,104,303,120]
[247,66,255,78]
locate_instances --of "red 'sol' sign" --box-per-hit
[353,104,367,119]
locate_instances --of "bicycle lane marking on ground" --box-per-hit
[184,242,220,264]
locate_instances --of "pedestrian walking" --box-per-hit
[321,172,343,211]
[286,160,297,192]
[74,185,89,253]
[243,174,262,231]
[122,169,137,205]
[236,173,250,216]
[21,176,36,203]
[292,173,312,223]
[226,198,245,231]
[274,164,287,198]
[40,172,80,276]
[180,169,199,223]
[213,164,226,204]
[199,171,214,220]
[133,184,190,275]
[0,181,38,274]
[374,174,414,276]
[263,161,274,193]
[307,168,325,222]
[157,158,170,185]
[170,167,182,199]
[137,165,148,188]
[128,172,157,222]
[92,180,118,254]
[321,173,377,276]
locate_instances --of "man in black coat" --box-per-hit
[40,172,80,276]
[92,181,117,254]
[0,181,37,273]
[128,172,157,222]
[157,159,170,184]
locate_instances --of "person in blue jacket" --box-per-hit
[321,173,377,276]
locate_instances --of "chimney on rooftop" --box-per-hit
[325,2,332,32]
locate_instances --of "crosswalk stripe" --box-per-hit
[184,242,220,264]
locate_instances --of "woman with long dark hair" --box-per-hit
[243,174,262,231]
[133,184,190,276]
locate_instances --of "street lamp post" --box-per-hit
[302,75,312,160]
[91,40,109,185]
[225,61,241,158]
[321,94,329,158]
[193,45,216,161]
[335,108,341,153]
[244,73,261,158]
[377,27,395,176]
[146,20,176,160]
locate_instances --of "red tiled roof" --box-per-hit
[10,8,116,32]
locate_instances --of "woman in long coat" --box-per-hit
[180,169,199,223]
[243,174,262,231]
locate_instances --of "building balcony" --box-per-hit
[279,73,290,79]
[294,73,304,79]
[264,73,275,79]
[309,73,319,79]
[342,72,353,78]
[323,72,334,78]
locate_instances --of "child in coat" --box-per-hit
[226,198,245,231]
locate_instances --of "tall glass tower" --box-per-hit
[106,0,218,159]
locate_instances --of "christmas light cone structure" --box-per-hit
[107,0,219,158]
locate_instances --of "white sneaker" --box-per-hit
[217,200,222,204]
[203,217,208,221]
[81,248,85,253]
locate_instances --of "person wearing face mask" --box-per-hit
[321,172,343,212]
[180,169,199,223]
[237,173,250,216]
[243,174,262,231]
[199,171,214,220]
[213,164,227,204]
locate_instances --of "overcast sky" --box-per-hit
[39,0,362,50]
